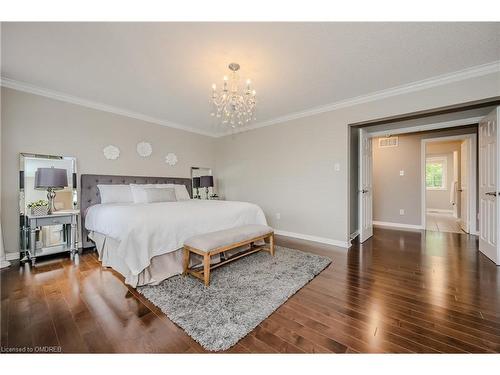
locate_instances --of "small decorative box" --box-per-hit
[31,206,48,216]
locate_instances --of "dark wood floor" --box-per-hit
[1,228,499,353]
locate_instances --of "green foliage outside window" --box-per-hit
[426,162,444,188]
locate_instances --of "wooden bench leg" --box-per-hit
[269,233,275,256]
[203,253,211,286]
[183,247,190,275]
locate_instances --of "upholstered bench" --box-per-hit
[183,224,274,286]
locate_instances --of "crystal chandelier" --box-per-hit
[210,63,256,128]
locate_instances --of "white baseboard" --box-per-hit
[5,252,20,261]
[426,208,454,214]
[274,230,350,249]
[373,221,424,230]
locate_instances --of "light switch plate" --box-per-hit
[334,162,340,172]
[399,170,405,176]
[399,209,405,215]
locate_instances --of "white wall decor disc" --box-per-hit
[136,141,153,157]
[103,145,120,160]
[165,153,178,166]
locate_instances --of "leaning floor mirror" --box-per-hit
[191,166,215,199]
[19,153,78,260]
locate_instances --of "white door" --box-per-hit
[479,107,500,265]
[453,150,459,219]
[459,140,470,233]
[359,128,373,242]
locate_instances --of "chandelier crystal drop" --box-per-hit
[210,63,256,128]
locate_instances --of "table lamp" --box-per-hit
[35,167,68,214]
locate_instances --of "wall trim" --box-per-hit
[373,221,424,230]
[0,77,215,138]
[275,230,350,249]
[426,208,454,214]
[5,252,20,261]
[2,60,499,138]
[367,116,484,138]
[219,61,500,136]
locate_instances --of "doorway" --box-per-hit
[355,123,480,244]
[421,135,477,234]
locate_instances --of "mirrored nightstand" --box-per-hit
[22,210,79,266]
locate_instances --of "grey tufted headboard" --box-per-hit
[80,174,192,248]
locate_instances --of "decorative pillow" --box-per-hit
[130,183,190,203]
[143,187,177,203]
[130,184,152,203]
[174,184,191,201]
[97,184,133,204]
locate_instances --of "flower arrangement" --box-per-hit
[27,200,48,208]
[28,200,49,216]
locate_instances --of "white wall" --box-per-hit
[216,71,500,245]
[1,87,216,255]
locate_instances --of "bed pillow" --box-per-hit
[97,184,133,204]
[143,187,177,203]
[174,184,191,201]
[130,184,151,203]
[130,183,190,203]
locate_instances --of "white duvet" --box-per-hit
[85,199,267,276]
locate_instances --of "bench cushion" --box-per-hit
[184,224,273,253]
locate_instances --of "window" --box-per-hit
[426,156,447,190]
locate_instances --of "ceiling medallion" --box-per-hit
[210,62,256,129]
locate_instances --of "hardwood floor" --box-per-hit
[426,212,465,234]
[1,228,499,353]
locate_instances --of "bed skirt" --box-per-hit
[88,231,226,287]
[88,231,188,287]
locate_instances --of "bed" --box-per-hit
[80,174,267,286]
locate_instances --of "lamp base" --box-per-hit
[47,188,57,215]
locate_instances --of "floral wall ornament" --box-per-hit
[136,141,153,157]
[165,153,178,166]
[103,145,120,160]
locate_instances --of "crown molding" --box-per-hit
[0,77,216,138]
[216,60,500,137]
[2,60,499,139]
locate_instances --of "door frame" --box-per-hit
[420,134,477,234]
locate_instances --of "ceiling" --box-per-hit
[2,22,499,136]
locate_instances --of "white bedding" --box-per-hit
[85,199,267,279]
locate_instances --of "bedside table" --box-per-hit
[22,210,79,266]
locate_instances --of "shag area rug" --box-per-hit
[137,246,331,351]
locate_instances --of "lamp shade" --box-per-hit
[35,168,68,189]
[200,175,214,188]
[193,177,201,188]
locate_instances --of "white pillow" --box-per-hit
[174,184,191,201]
[97,184,133,204]
[143,187,177,203]
[130,184,153,203]
[130,183,190,202]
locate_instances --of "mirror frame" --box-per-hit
[19,153,78,253]
[191,166,213,199]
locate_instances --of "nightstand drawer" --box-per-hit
[33,215,73,227]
